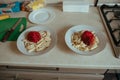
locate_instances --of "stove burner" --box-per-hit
[114,11,120,18]
[112,25,120,32]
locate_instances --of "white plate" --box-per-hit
[65,25,106,55]
[17,26,57,55]
[28,8,55,24]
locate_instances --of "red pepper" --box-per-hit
[81,31,95,46]
[27,31,41,43]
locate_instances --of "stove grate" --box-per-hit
[100,5,120,46]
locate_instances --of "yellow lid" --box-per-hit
[27,0,44,10]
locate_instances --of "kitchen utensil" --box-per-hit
[1,18,22,42]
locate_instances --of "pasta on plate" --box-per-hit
[23,30,51,53]
[71,30,99,51]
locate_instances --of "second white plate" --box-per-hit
[65,25,107,55]
[28,8,55,24]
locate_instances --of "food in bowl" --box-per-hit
[71,30,99,51]
[23,30,51,53]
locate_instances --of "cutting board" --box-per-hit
[0,17,26,41]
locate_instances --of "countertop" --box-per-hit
[0,6,120,69]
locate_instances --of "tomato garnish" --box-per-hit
[81,31,95,45]
[27,31,41,43]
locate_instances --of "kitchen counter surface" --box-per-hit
[0,6,120,69]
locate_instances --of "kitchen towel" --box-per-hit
[0,17,26,41]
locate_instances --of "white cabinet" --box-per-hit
[0,68,58,80]
[58,68,105,80]
[58,72,104,80]
[59,68,106,74]
[16,72,59,80]
[0,66,106,80]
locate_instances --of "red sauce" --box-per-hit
[81,31,95,46]
[27,31,41,43]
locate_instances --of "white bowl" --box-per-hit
[17,26,57,55]
[65,25,106,55]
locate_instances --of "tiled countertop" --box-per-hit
[0,6,120,69]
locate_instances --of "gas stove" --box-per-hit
[99,4,120,58]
